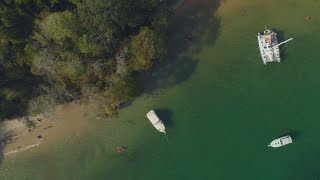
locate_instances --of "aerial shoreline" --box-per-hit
[0,0,189,158]
[1,0,319,179]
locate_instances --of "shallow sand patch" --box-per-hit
[1,103,93,156]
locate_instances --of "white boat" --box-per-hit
[257,27,293,65]
[268,135,292,148]
[146,110,166,133]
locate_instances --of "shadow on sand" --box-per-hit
[0,134,5,165]
[154,108,174,128]
[0,143,4,164]
[142,0,223,92]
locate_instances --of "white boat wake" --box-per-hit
[4,139,43,156]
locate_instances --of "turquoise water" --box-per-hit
[1,0,320,179]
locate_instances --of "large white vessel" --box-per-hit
[146,110,166,133]
[257,28,293,65]
[268,135,292,148]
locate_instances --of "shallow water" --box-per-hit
[1,0,320,179]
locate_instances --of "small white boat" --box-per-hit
[268,135,292,148]
[146,110,166,133]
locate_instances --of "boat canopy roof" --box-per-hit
[280,136,292,145]
[146,110,161,124]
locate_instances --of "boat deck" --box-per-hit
[257,30,280,64]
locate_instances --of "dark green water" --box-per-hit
[1,0,320,179]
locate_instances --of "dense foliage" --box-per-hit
[0,0,170,119]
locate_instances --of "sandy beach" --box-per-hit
[0,103,93,157]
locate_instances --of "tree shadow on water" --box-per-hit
[154,108,174,128]
[142,0,223,92]
[172,0,223,49]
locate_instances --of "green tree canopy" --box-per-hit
[128,27,166,71]
[37,10,77,44]
[0,0,170,119]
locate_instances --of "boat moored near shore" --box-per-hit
[146,110,166,133]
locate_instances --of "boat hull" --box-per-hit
[268,135,292,148]
[146,110,166,133]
